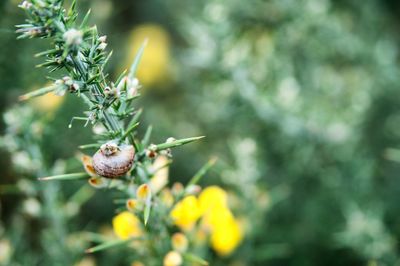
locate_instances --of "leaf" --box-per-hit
[141,125,153,148]
[143,191,152,226]
[80,9,92,28]
[38,172,89,181]
[19,85,56,101]
[68,0,77,16]
[127,108,143,128]
[187,157,217,187]
[183,253,209,266]
[129,39,148,78]
[85,237,140,253]
[154,136,205,151]
[79,143,101,149]
[120,122,140,141]
[35,48,60,57]
[115,69,128,85]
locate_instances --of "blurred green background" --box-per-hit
[2,0,400,265]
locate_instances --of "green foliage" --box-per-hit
[2,0,400,265]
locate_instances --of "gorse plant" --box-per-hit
[15,0,243,265]
[17,0,203,207]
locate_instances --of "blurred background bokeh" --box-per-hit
[2,0,400,265]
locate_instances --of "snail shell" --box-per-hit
[92,142,135,178]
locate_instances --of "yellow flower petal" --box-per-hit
[210,217,243,256]
[136,184,151,200]
[198,186,228,214]
[202,205,234,230]
[81,155,97,177]
[112,211,142,240]
[170,196,201,231]
[126,199,139,211]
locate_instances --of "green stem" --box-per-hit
[70,54,121,132]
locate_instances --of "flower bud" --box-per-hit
[161,188,174,207]
[22,198,41,218]
[81,154,96,177]
[172,182,184,195]
[63,28,83,46]
[88,176,109,188]
[19,1,32,9]
[146,144,158,158]
[98,35,107,43]
[185,184,202,195]
[98,42,107,50]
[171,233,188,253]
[166,137,176,143]
[126,198,139,211]
[163,251,182,266]
[136,184,151,200]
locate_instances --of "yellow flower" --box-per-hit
[125,24,171,87]
[198,186,228,214]
[170,196,201,231]
[198,186,243,256]
[163,251,182,266]
[210,215,243,256]
[112,211,142,240]
[202,205,234,230]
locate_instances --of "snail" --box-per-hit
[92,142,135,178]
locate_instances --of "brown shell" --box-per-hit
[92,144,135,178]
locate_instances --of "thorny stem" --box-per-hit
[70,53,120,132]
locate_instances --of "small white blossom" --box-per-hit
[116,76,140,98]
[22,198,41,217]
[98,35,107,43]
[63,76,73,85]
[12,151,36,172]
[63,28,83,46]
[98,42,107,50]
[19,1,32,9]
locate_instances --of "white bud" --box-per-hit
[19,1,32,9]
[62,76,73,86]
[185,184,201,195]
[149,144,157,151]
[22,198,41,217]
[63,28,83,46]
[98,35,107,43]
[166,137,176,143]
[127,86,137,99]
[130,77,139,88]
[98,42,107,50]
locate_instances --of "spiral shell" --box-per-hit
[92,142,135,178]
